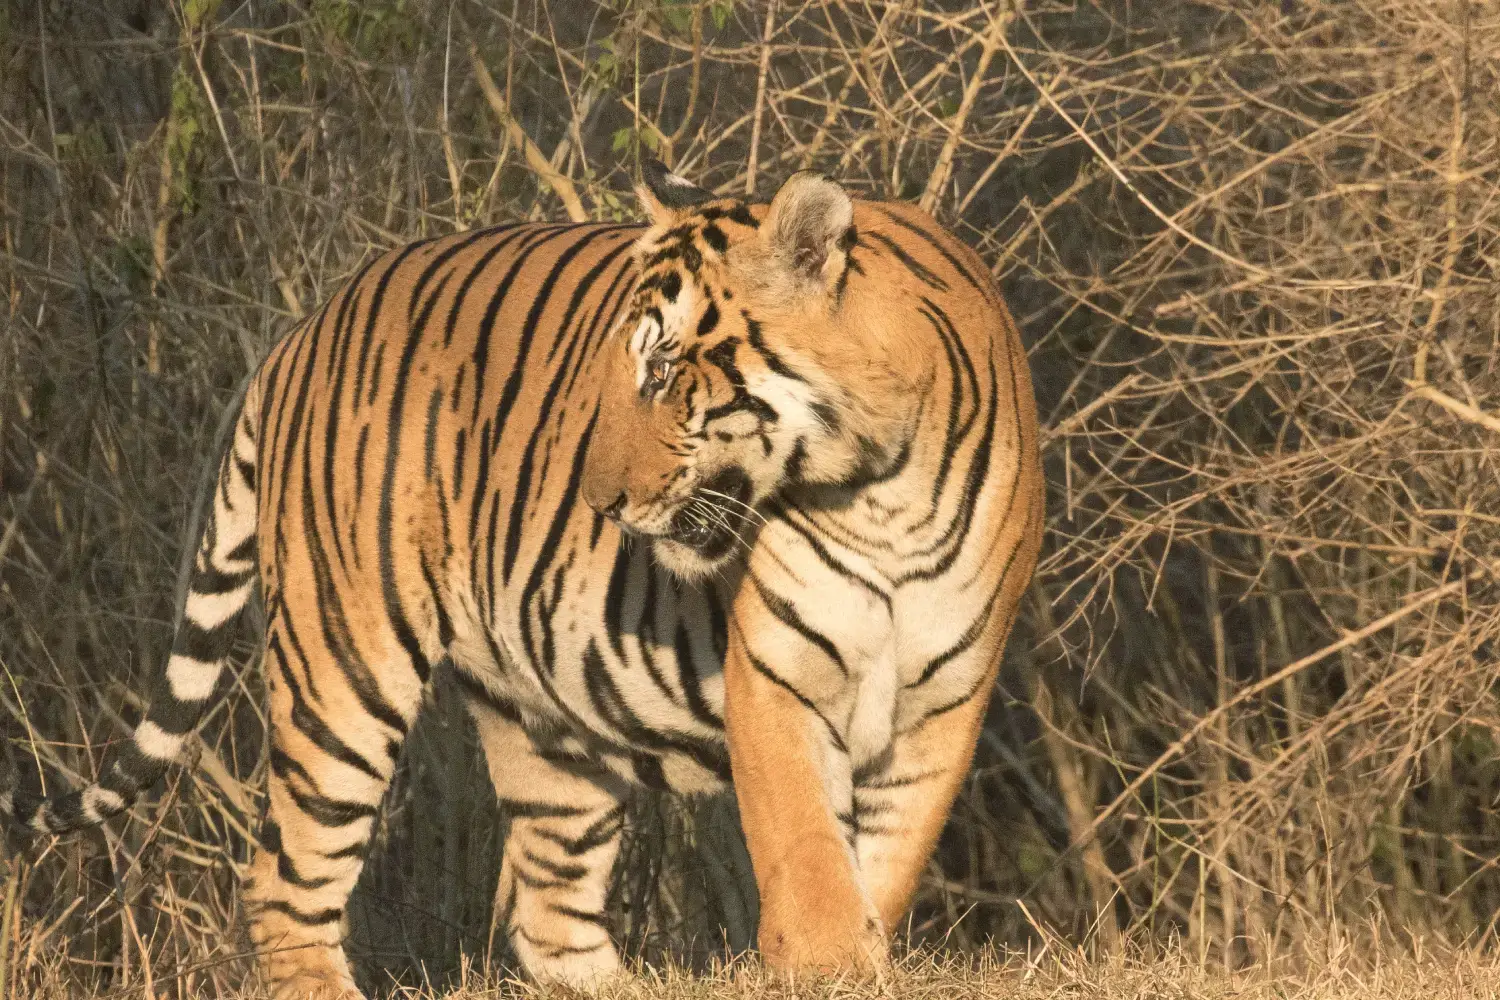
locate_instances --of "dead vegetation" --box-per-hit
[4,0,1500,996]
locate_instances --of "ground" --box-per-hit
[19,946,1500,1000]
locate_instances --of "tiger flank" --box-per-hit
[0,162,1043,999]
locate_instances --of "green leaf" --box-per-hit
[661,0,693,34]
[938,94,960,119]
[612,127,633,154]
[711,0,732,29]
[183,0,222,29]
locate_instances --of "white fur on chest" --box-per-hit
[755,508,997,747]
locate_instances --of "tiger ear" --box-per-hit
[762,171,854,293]
[636,158,713,225]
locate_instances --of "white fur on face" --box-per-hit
[751,369,827,439]
[629,286,699,392]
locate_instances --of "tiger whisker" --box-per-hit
[688,499,753,551]
[697,488,767,527]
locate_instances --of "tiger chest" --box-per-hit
[746,519,992,767]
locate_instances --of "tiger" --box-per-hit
[0,161,1042,999]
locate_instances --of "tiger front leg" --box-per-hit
[722,621,887,976]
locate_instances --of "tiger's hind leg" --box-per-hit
[244,609,428,1000]
[462,683,629,988]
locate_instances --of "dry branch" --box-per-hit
[469,44,587,223]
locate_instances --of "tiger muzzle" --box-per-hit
[667,466,753,560]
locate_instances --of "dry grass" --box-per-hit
[4,0,1500,996]
[16,943,1500,1000]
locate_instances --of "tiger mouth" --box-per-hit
[666,467,753,560]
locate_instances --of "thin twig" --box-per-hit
[745,0,779,195]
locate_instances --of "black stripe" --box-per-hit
[138,684,202,736]
[502,798,593,820]
[702,338,779,424]
[521,846,589,881]
[603,541,633,667]
[469,225,578,423]
[517,406,600,672]
[514,927,611,958]
[419,551,455,649]
[225,531,257,565]
[632,753,670,789]
[407,223,517,324]
[582,640,731,781]
[271,747,381,827]
[466,418,495,615]
[255,900,343,926]
[767,503,892,612]
[909,487,1037,690]
[351,242,428,413]
[352,424,370,557]
[696,299,720,336]
[233,455,257,495]
[743,313,804,382]
[277,851,336,889]
[304,461,413,736]
[562,255,639,397]
[898,327,1011,579]
[531,807,624,855]
[453,666,526,725]
[658,269,683,303]
[633,563,680,705]
[377,239,450,691]
[863,230,950,292]
[268,632,385,782]
[700,224,728,254]
[171,614,237,665]
[365,342,386,405]
[742,649,847,754]
[672,619,724,728]
[102,742,168,792]
[749,573,847,676]
[188,562,254,597]
[857,767,942,791]
[910,301,975,532]
[503,232,636,583]
[550,903,610,927]
[450,427,466,498]
[423,386,444,480]
[326,837,370,860]
[878,206,991,301]
[268,309,328,563]
[322,269,374,572]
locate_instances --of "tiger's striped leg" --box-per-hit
[465,691,628,987]
[855,588,1026,934]
[853,675,994,936]
[244,613,423,1000]
[722,623,885,975]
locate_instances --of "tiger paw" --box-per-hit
[758,909,889,978]
[269,973,365,1000]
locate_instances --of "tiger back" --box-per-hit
[0,163,1042,999]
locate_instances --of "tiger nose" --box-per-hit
[593,491,627,520]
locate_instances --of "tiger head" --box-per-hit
[582,162,922,580]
